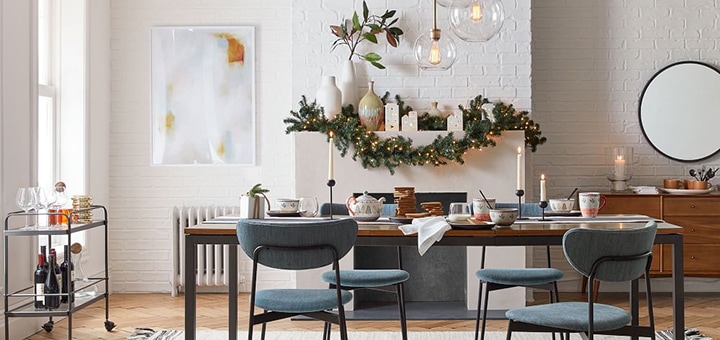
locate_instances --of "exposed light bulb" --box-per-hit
[471,1,483,22]
[429,40,442,65]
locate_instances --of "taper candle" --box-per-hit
[540,174,547,201]
[328,132,334,180]
[516,147,523,190]
[614,155,625,178]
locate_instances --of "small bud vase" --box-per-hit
[358,81,384,131]
[429,102,442,117]
[315,76,342,119]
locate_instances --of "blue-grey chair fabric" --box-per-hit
[505,221,658,339]
[322,269,410,288]
[476,268,563,286]
[237,218,357,270]
[236,218,359,340]
[495,202,543,217]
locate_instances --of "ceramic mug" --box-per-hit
[579,192,607,218]
[472,198,495,221]
[663,179,681,189]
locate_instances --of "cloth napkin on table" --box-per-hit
[398,216,452,256]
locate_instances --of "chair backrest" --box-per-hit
[236,218,358,270]
[319,203,350,216]
[563,221,657,282]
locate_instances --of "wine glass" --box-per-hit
[34,187,57,228]
[298,197,319,217]
[16,187,37,228]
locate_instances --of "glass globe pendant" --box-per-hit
[414,0,458,70]
[449,0,505,42]
[437,0,453,7]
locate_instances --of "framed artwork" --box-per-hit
[151,26,256,165]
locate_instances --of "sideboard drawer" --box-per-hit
[663,196,720,216]
[682,245,720,274]
[662,217,720,244]
[602,195,661,219]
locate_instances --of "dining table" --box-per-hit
[183,215,684,340]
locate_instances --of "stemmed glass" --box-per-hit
[16,187,37,228]
[34,187,57,228]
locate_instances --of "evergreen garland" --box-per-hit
[284,94,546,174]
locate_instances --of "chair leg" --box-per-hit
[395,283,408,340]
[505,320,514,340]
[474,281,484,340]
[322,322,331,340]
[260,310,268,340]
[480,282,491,340]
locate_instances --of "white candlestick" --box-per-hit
[516,147,523,190]
[540,174,547,201]
[614,155,625,179]
[328,132,334,180]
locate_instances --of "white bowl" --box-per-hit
[549,199,575,213]
[489,208,518,226]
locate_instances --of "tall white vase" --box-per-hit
[339,60,358,112]
[315,76,342,119]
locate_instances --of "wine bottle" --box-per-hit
[41,245,48,272]
[60,245,75,303]
[49,248,61,285]
[44,254,61,309]
[34,254,46,309]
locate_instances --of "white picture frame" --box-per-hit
[151,26,256,165]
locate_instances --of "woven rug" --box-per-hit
[126,328,713,340]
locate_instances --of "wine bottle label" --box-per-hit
[35,283,44,303]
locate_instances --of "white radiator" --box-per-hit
[171,205,240,296]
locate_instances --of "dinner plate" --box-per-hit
[266,210,301,217]
[545,210,582,217]
[447,219,495,230]
[658,188,713,195]
[389,217,414,224]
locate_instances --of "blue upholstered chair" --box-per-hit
[236,219,358,340]
[318,204,409,339]
[505,221,657,339]
[474,203,564,340]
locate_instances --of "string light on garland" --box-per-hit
[283,94,547,174]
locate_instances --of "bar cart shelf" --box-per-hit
[4,205,115,338]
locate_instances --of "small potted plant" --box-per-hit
[330,1,404,69]
[240,184,270,219]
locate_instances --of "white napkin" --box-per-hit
[398,216,452,256]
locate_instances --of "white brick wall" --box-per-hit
[532,0,720,198]
[111,0,530,292]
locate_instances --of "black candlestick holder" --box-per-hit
[515,189,527,220]
[327,179,336,219]
[538,201,551,221]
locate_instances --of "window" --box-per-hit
[37,0,87,253]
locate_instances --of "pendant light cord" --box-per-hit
[433,0,438,30]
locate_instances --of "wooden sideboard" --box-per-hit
[603,193,720,276]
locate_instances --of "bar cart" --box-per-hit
[4,205,115,338]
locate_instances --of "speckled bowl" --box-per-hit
[489,208,518,226]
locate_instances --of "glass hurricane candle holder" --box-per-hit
[607,147,633,191]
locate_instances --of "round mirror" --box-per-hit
[639,61,720,162]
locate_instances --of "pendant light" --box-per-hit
[437,0,453,7]
[414,0,457,70]
[449,0,505,42]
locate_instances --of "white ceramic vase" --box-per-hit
[339,60,358,112]
[315,76,342,119]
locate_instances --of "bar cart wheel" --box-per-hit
[42,320,54,332]
[104,320,116,331]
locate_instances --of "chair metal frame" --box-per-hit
[248,243,350,340]
[506,250,656,339]
[322,246,408,340]
[475,245,561,340]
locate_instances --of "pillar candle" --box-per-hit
[516,147,523,190]
[614,155,625,178]
[328,132,334,180]
[540,174,546,201]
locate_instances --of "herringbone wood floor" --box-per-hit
[24,292,720,339]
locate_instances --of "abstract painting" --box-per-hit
[151,26,255,165]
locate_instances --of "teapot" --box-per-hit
[345,191,386,221]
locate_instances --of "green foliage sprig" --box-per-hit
[284,94,547,174]
[330,1,404,69]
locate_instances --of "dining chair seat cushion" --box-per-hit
[322,269,410,288]
[506,302,631,332]
[255,289,353,313]
[476,268,563,286]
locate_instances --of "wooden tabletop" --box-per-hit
[185,216,683,237]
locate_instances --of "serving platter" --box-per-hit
[388,217,414,224]
[545,210,582,217]
[658,188,713,195]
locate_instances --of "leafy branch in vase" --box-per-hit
[329,1,404,69]
[689,166,718,182]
